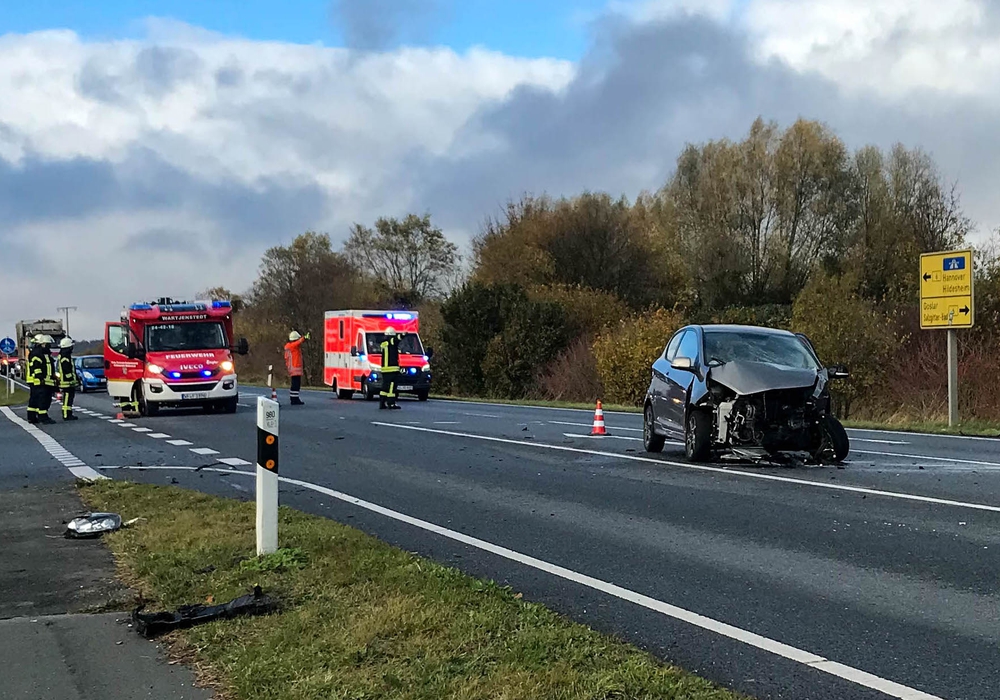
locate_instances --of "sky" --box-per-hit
[2,0,1000,340]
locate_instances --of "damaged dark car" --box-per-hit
[643,324,850,463]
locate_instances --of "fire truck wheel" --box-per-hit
[142,395,159,417]
[222,396,239,414]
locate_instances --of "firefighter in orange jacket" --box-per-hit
[284,330,309,405]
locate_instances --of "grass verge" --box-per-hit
[81,480,746,700]
[0,386,27,406]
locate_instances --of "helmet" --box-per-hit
[30,334,44,346]
[41,335,55,346]
[384,327,397,337]
[288,331,302,341]
[60,337,75,349]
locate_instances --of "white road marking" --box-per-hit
[190,447,219,456]
[852,449,1000,470]
[109,419,124,424]
[551,420,643,433]
[0,407,107,482]
[237,403,251,408]
[563,432,644,443]
[118,422,137,428]
[148,433,171,439]
[217,457,251,466]
[166,439,193,446]
[848,427,1000,443]
[852,438,910,445]
[373,422,1000,514]
[132,427,152,433]
[92,414,107,418]
[461,412,503,418]
[433,421,461,425]
[96,463,945,700]
[437,398,640,417]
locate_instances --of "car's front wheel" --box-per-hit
[814,415,850,463]
[643,405,665,453]
[685,409,713,462]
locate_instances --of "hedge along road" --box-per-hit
[6,387,1000,700]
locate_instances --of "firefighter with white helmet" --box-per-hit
[57,337,79,421]
[284,329,310,406]
[379,327,402,410]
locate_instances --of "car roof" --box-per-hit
[694,324,796,337]
[76,354,103,359]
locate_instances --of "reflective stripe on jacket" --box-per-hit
[284,337,305,377]
[59,355,78,389]
[380,337,399,372]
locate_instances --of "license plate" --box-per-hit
[398,385,414,391]
[181,392,209,400]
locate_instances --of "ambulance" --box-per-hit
[324,310,432,401]
[104,298,249,416]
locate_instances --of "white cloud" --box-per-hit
[3,3,1000,340]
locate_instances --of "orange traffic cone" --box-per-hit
[271,385,277,401]
[115,412,124,420]
[590,400,608,436]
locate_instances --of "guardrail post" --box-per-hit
[256,396,279,555]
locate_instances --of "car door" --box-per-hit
[663,329,701,433]
[651,331,683,430]
[104,322,144,400]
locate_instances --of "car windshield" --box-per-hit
[146,323,228,352]
[80,357,104,369]
[703,330,819,370]
[365,333,424,356]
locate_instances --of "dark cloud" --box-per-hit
[0,149,328,245]
[331,0,443,51]
[412,14,1000,236]
[134,46,204,96]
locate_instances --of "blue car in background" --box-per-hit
[75,355,107,393]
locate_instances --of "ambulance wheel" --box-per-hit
[337,385,354,400]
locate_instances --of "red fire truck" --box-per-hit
[104,298,248,416]
[324,310,432,401]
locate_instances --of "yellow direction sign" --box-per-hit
[920,249,974,329]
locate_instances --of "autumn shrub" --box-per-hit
[537,338,603,403]
[791,273,900,418]
[710,304,792,330]
[528,284,630,337]
[592,308,686,406]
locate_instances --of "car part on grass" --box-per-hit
[132,585,277,639]
[65,512,123,538]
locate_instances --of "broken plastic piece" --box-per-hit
[132,586,276,638]
[65,512,122,539]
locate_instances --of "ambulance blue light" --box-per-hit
[388,313,413,320]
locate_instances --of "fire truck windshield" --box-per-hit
[146,323,228,352]
[365,333,424,356]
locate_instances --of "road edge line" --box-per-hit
[0,406,106,481]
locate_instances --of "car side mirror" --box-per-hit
[671,356,695,371]
[350,346,358,357]
[828,365,849,380]
[126,344,145,361]
[425,347,434,359]
[234,338,249,356]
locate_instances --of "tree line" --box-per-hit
[217,117,1000,422]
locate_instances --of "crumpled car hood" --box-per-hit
[709,361,820,396]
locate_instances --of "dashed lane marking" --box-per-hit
[551,420,643,433]
[118,423,137,428]
[190,447,219,456]
[217,457,251,466]
[374,422,1000,514]
[166,439,193,446]
[148,433,171,439]
[0,407,107,482]
[109,419,124,424]
[95,464,946,700]
[132,427,152,433]
[563,432,646,443]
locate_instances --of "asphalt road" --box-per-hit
[2,385,998,700]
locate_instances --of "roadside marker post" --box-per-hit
[256,396,279,555]
[919,249,974,426]
[267,364,277,401]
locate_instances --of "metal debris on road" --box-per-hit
[65,512,123,539]
[132,585,277,638]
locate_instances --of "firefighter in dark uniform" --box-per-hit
[379,327,402,410]
[27,335,57,425]
[58,337,79,421]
